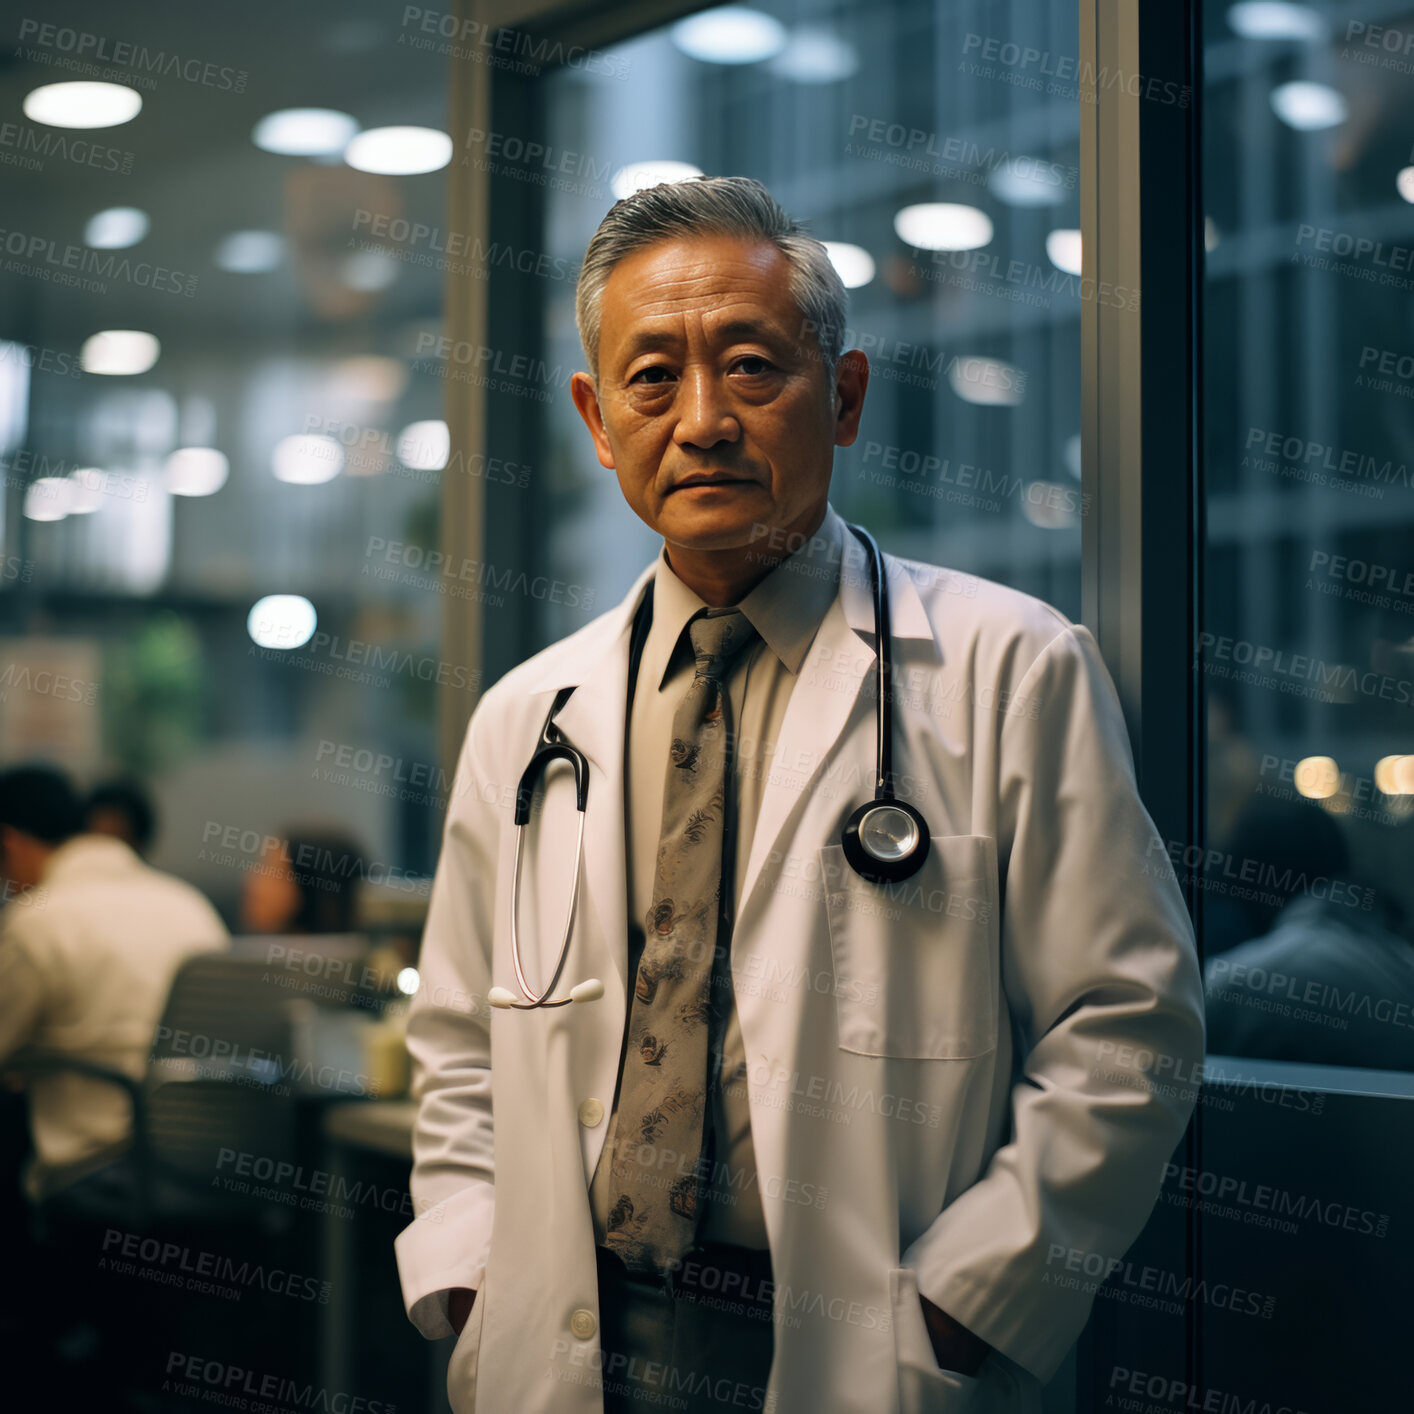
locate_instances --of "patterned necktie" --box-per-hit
[603,606,758,1276]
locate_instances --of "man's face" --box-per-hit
[570,234,867,553]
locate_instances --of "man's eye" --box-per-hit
[735,356,774,375]
[631,366,673,384]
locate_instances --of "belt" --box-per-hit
[596,1241,775,1316]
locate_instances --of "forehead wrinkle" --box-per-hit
[605,289,799,365]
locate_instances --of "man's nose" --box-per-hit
[672,368,740,449]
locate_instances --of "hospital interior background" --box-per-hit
[0,0,1412,1409]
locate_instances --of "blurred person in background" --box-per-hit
[1204,796,1414,1069]
[239,827,367,936]
[0,764,228,1199]
[1200,793,1351,962]
[85,777,158,860]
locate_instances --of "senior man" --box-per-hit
[395,175,1205,1414]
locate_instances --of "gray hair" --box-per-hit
[574,175,847,385]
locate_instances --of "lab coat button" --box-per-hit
[570,1308,597,1340]
[578,1098,604,1127]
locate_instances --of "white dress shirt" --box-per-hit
[0,833,229,1196]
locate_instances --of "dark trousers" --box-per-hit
[594,1244,776,1413]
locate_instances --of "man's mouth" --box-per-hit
[671,473,756,491]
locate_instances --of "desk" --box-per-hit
[319,1101,450,1414]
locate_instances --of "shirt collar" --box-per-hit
[643,502,846,692]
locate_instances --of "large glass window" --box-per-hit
[519,0,1087,649]
[0,5,451,918]
[1199,0,1414,1066]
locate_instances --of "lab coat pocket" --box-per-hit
[446,1281,488,1414]
[821,835,997,1060]
[890,1266,985,1413]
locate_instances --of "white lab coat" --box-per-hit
[396,515,1205,1413]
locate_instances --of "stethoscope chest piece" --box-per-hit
[841,797,931,886]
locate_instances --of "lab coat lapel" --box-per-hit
[736,534,936,927]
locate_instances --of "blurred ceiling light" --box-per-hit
[990,158,1066,207]
[66,468,107,514]
[85,207,148,249]
[23,477,76,521]
[1375,755,1414,795]
[253,108,358,156]
[165,447,229,497]
[397,420,450,471]
[894,203,993,252]
[1205,216,1221,251]
[340,250,401,291]
[610,161,704,200]
[949,356,1025,407]
[1046,229,1083,274]
[1270,81,1347,130]
[396,966,421,996]
[1020,482,1077,530]
[1064,433,1082,480]
[1227,3,1327,41]
[1396,757,1414,795]
[248,595,318,650]
[81,330,160,376]
[344,126,452,175]
[1397,167,1414,205]
[1294,755,1340,798]
[24,81,141,129]
[272,434,343,485]
[769,27,859,82]
[333,355,408,402]
[672,7,788,64]
[214,231,285,273]
[822,242,875,289]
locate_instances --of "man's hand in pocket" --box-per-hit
[918,1293,989,1376]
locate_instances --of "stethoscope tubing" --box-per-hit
[497,520,929,1007]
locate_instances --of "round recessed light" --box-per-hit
[253,108,359,157]
[24,81,142,129]
[1046,229,1083,275]
[272,434,343,485]
[397,420,450,472]
[1294,755,1340,799]
[610,161,705,200]
[948,356,1025,407]
[1227,3,1328,41]
[165,448,229,497]
[990,157,1067,208]
[66,468,106,514]
[1397,167,1414,205]
[822,242,875,289]
[81,330,160,376]
[214,231,285,273]
[248,595,318,650]
[85,207,149,250]
[894,203,993,252]
[671,7,788,64]
[1270,80,1347,131]
[769,28,859,83]
[344,126,452,175]
[24,477,76,521]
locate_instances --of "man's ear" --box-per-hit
[570,371,616,470]
[832,349,870,448]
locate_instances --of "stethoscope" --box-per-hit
[487,521,932,1010]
